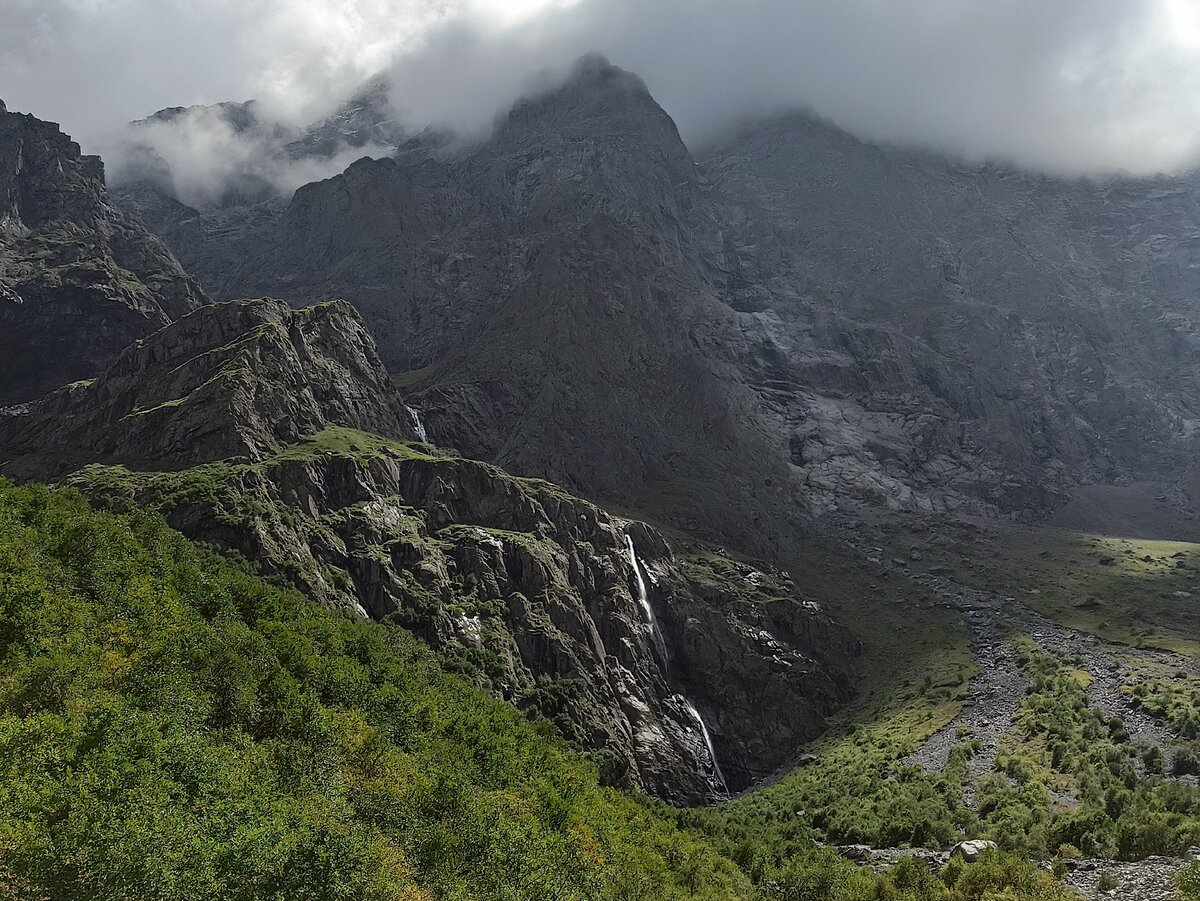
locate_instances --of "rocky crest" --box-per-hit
[0,102,204,404]
[0,297,858,802]
[0,298,417,473]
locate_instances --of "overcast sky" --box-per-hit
[4,0,1200,177]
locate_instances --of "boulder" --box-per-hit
[952,840,998,862]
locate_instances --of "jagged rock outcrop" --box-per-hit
[0,298,417,473]
[0,101,204,404]
[0,296,858,802]
[68,439,856,800]
[115,55,1200,538]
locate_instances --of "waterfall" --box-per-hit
[626,534,668,664]
[405,404,429,443]
[625,533,726,795]
[683,697,729,794]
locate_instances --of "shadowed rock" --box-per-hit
[0,103,204,403]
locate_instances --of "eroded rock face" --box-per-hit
[117,56,1200,538]
[0,297,417,472]
[700,113,1200,517]
[0,102,204,403]
[0,296,858,803]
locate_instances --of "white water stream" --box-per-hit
[683,697,729,793]
[626,533,727,793]
[405,404,429,443]
[626,534,668,664]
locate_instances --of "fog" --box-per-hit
[4,0,1200,206]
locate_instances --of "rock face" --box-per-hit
[0,298,418,473]
[0,296,859,802]
[118,55,806,553]
[119,56,1200,540]
[0,102,204,404]
[700,114,1200,517]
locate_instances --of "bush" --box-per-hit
[1176,861,1200,901]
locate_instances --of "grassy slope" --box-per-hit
[0,476,1091,900]
[682,537,977,857]
[0,480,750,900]
[891,519,1200,656]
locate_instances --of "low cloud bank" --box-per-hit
[5,0,1200,209]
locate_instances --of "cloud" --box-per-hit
[3,0,1200,183]
[104,104,395,209]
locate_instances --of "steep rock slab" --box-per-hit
[701,112,1200,516]
[0,100,204,403]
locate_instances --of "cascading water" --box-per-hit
[683,697,729,794]
[626,534,668,664]
[626,532,727,797]
[405,404,429,443]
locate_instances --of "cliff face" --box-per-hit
[0,101,204,404]
[117,57,1200,541]
[0,298,418,472]
[700,113,1200,516]
[0,297,858,802]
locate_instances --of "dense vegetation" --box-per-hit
[0,481,748,899]
[0,481,1155,899]
[977,642,1200,859]
[691,637,1200,874]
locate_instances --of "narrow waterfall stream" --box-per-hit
[405,404,429,443]
[683,698,729,793]
[625,534,668,664]
[626,533,727,795]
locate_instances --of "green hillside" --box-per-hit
[0,481,747,900]
[0,481,1091,900]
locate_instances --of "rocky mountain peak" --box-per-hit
[0,104,107,232]
[495,53,689,166]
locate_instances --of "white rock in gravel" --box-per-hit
[951,839,998,862]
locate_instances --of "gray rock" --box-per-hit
[0,103,203,404]
[0,292,860,804]
[951,839,998,862]
[114,54,1200,547]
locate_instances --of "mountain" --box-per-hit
[111,81,406,211]
[0,296,859,801]
[0,298,420,474]
[0,99,205,404]
[112,55,810,553]
[117,56,1200,545]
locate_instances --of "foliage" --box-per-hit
[1176,860,1200,900]
[0,481,748,900]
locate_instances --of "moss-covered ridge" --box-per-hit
[0,299,418,475]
